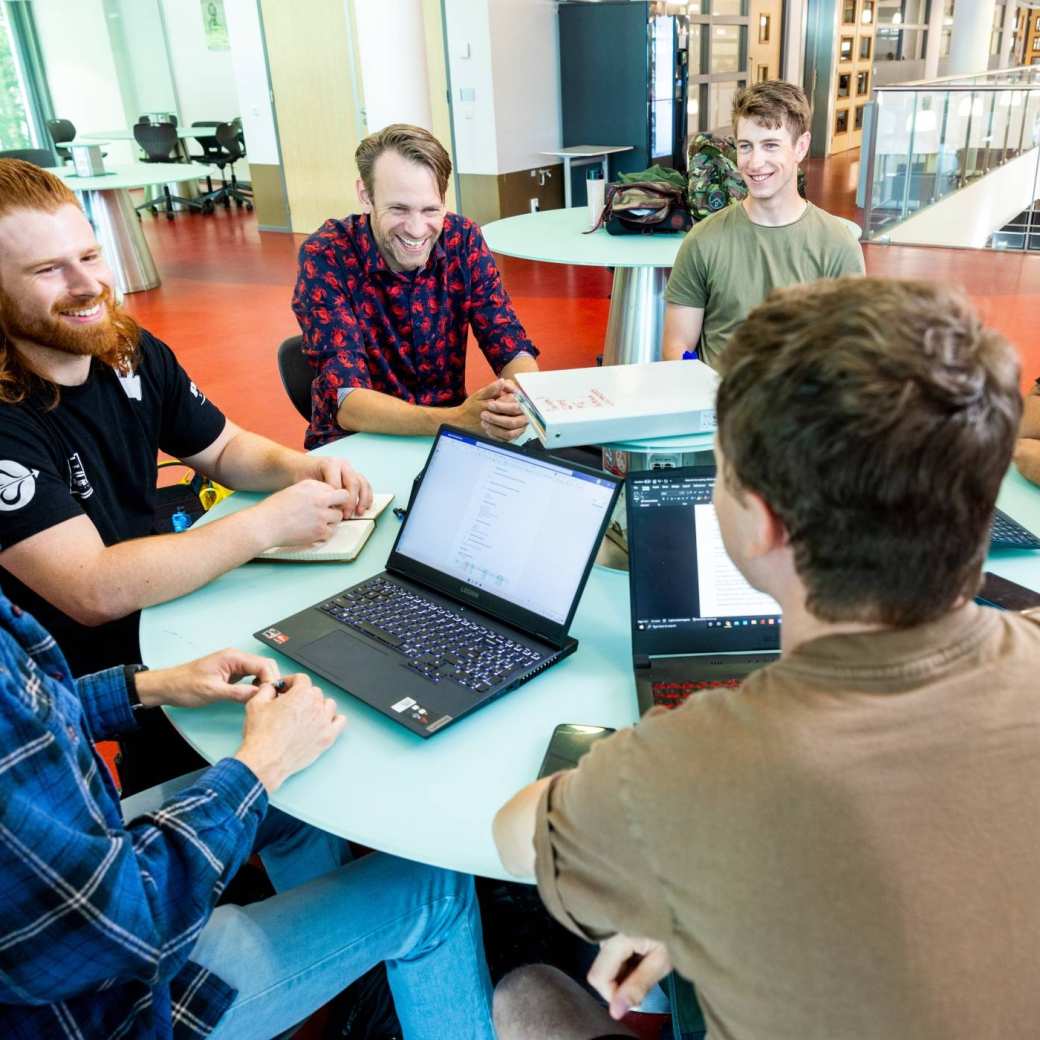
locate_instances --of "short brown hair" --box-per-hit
[355,124,452,200]
[715,277,1022,628]
[732,80,812,140]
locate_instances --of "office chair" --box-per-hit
[277,335,313,421]
[136,113,178,126]
[46,118,76,163]
[133,123,213,221]
[0,148,57,167]
[205,121,254,211]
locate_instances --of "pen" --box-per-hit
[252,677,287,694]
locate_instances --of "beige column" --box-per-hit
[948,0,997,76]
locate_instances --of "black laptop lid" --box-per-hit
[626,465,782,659]
[387,427,621,646]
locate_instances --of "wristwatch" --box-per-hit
[124,664,150,712]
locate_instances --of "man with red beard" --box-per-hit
[293,123,540,449]
[0,159,373,790]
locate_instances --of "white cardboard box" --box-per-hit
[514,360,719,449]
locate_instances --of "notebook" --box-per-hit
[626,465,781,714]
[257,492,394,562]
[255,426,621,737]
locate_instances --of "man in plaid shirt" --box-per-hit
[0,593,494,1038]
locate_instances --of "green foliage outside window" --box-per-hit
[0,5,32,150]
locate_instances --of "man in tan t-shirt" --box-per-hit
[493,277,1040,1040]
[662,81,864,367]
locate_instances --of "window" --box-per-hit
[857,70,870,95]
[843,1,856,24]
[710,25,742,73]
[861,1,874,25]
[0,7,34,150]
[836,109,849,134]
[1034,35,1040,51]
[758,63,769,82]
[860,35,873,59]
[840,36,854,60]
[758,14,770,44]
[838,73,851,98]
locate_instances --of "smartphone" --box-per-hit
[975,571,1040,611]
[537,723,616,779]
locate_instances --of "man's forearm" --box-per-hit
[203,429,306,491]
[337,388,460,436]
[500,352,539,379]
[1014,438,1040,487]
[493,776,552,879]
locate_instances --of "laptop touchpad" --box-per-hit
[300,630,391,676]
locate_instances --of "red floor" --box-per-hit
[123,186,1040,456]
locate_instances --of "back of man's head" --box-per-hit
[355,124,452,201]
[731,80,812,140]
[0,158,78,220]
[716,277,1022,628]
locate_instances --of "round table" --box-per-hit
[57,162,218,294]
[140,432,1040,881]
[141,434,640,882]
[482,207,687,367]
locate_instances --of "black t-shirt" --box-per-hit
[0,331,226,675]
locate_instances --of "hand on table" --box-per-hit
[234,673,346,793]
[135,648,280,709]
[587,933,672,1021]
[300,455,374,516]
[452,379,529,443]
[254,479,354,547]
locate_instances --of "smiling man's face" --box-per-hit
[359,150,447,274]
[0,202,120,357]
[735,116,809,204]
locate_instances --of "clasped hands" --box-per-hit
[458,378,529,442]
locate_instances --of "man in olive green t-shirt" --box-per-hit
[662,80,864,366]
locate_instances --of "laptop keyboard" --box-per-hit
[318,577,541,692]
[990,509,1040,549]
[652,678,742,710]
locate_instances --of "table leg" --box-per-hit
[80,187,160,294]
[563,156,572,208]
[601,155,609,183]
[601,266,669,366]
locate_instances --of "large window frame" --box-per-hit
[686,1,750,134]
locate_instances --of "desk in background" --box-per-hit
[482,206,685,367]
[140,433,1040,881]
[540,145,634,208]
[56,163,218,294]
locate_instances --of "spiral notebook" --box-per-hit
[257,493,394,562]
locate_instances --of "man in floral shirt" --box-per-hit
[292,124,540,450]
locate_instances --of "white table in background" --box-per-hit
[541,145,634,207]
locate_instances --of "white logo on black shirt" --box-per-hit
[189,381,207,405]
[0,461,39,511]
[67,453,94,500]
[117,372,143,401]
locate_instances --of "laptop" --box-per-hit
[256,427,621,737]
[625,464,782,714]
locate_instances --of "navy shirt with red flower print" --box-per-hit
[292,212,538,449]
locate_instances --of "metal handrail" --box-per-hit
[887,65,1040,88]
[877,83,1040,93]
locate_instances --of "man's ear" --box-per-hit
[357,179,373,212]
[745,488,789,558]
[795,131,811,163]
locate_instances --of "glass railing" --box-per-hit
[861,66,1040,249]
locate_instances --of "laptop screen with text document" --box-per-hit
[629,468,782,658]
[394,430,618,626]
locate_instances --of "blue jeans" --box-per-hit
[122,772,495,1040]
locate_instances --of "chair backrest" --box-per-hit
[47,118,76,144]
[190,120,224,162]
[137,112,178,127]
[0,148,57,168]
[215,121,245,163]
[277,335,313,421]
[133,122,179,163]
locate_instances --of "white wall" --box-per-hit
[444,0,498,175]
[354,0,433,133]
[34,0,135,163]
[160,0,241,126]
[115,0,178,117]
[225,0,279,164]
[488,0,561,173]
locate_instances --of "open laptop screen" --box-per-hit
[628,467,782,657]
[393,430,618,628]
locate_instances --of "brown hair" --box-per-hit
[0,158,139,407]
[715,277,1022,627]
[732,80,812,140]
[355,124,452,200]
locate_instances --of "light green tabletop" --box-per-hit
[56,162,218,192]
[482,206,688,268]
[79,126,203,142]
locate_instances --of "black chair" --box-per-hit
[46,118,76,163]
[132,123,212,221]
[277,335,312,421]
[0,148,57,167]
[136,113,178,127]
[205,121,253,211]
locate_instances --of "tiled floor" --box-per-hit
[122,162,1040,452]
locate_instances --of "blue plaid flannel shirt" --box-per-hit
[0,595,269,1038]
